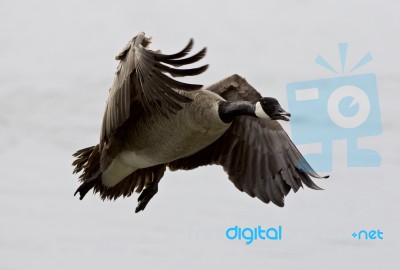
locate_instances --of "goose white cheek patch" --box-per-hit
[255,102,270,119]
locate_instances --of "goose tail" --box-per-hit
[72,145,102,199]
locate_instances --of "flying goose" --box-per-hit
[73,32,327,213]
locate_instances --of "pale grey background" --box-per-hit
[1,0,399,269]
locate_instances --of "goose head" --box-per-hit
[255,97,291,121]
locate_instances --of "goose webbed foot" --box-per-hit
[135,182,159,213]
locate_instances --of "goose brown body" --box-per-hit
[102,89,229,187]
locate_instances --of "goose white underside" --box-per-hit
[102,150,159,187]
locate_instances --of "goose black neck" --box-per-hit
[218,101,256,123]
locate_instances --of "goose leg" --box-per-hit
[135,180,159,213]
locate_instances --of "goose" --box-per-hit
[73,32,327,213]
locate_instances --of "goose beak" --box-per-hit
[271,107,291,121]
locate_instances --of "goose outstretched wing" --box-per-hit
[100,33,208,144]
[168,75,327,207]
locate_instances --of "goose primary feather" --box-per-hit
[73,32,327,213]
